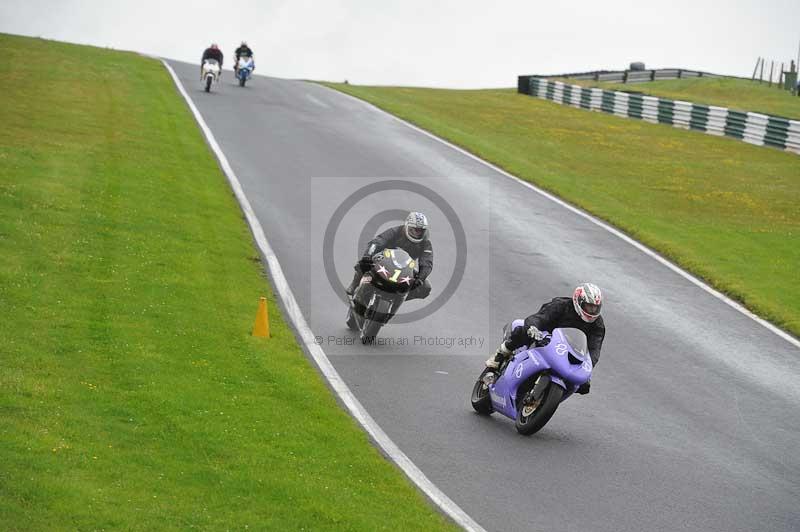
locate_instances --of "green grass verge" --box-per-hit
[552,76,800,120]
[0,33,457,531]
[321,83,800,337]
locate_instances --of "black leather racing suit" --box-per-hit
[234,45,253,60]
[504,297,605,366]
[234,45,254,73]
[353,225,433,301]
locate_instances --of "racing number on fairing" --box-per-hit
[389,269,401,282]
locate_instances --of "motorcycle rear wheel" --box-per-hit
[515,378,563,435]
[470,368,494,415]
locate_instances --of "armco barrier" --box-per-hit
[518,77,800,155]
[521,68,737,84]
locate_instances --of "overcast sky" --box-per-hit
[2,0,799,88]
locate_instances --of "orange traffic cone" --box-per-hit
[252,296,270,338]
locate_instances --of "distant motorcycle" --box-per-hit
[202,59,220,92]
[471,320,593,435]
[346,248,417,344]
[235,56,255,87]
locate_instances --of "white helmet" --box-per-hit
[573,283,603,323]
[404,211,429,243]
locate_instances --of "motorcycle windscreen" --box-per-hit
[558,328,588,356]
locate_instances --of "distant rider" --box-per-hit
[234,41,254,74]
[346,212,434,302]
[201,43,224,78]
[486,283,606,395]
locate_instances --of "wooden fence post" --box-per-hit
[752,57,761,80]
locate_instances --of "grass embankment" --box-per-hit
[553,76,800,119]
[322,83,800,337]
[0,33,456,531]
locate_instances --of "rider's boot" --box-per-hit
[485,342,512,369]
[345,270,362,296]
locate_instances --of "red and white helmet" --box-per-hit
[573,283,602,323]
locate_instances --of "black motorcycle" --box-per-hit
[346,248,418,344]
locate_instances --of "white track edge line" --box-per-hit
[159,60,487,532]
[317,83,800,350]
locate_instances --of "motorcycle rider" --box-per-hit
[345,212,433,301]
[234,41,254,75]
[485,283,605,395]
[200,43,224,78]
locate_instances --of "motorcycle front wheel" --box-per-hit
[515,377,563,435]
[239,76,246,87]
[470,368,494,415]
[205,75,212,92]
[360,319,382,344]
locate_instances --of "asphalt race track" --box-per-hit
[167,60,799,532]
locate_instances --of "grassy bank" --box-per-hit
[322,83,800,337]
[0,33,456,531]
[552,77,800,119]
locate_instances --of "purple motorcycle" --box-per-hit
[471,319,593,435]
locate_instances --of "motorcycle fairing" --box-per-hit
[488,327,592,418]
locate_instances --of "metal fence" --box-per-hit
[517,77,800,155]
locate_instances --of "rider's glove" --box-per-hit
[527,326,543,342]
[358,255,373,273]
[577,381,591,395]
